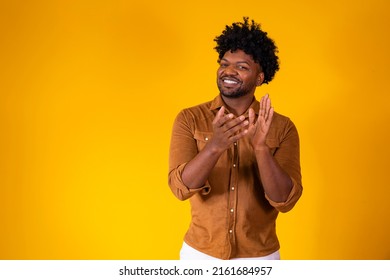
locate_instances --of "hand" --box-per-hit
[248,94,274,150]
[209,106,249,154]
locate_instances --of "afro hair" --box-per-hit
[214,17,280,84]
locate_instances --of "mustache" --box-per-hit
[219,75,241,83]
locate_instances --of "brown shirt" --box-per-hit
[168,95,303,259]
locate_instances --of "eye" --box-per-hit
[237,65,249,70]
[219,62,228,68]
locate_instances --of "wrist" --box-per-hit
[252,144,270,152]
[205,140,225,156]
[251,139,269,150]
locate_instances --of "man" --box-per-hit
[168,17,303,260]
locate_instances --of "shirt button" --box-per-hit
[234,142,237,146]
[233,164,236,168]
[229,230,233,233]
[230,208,234,213]
[205,137,208,141]
[231,187,235,191]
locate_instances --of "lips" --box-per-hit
[221,76,241,85]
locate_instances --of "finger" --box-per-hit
[212,106,225,125]
[228,128,249,143]
[216,113,235,128]
[224,118,249,136]
[248,108,255,125]
[265,95,271,118]
[259,96,264,116]
[266,107,274,125]
[260,94,269,117]
[213,107,235,128]
[266,94,271,108]
[222,115,247,132]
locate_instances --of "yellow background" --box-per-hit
[1,0,389,260]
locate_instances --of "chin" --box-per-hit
[221,93,244,99]
[220,90,247,99]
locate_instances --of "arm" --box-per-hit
[182,106,249,189]
[253,146,293,203]
[168,106,249,200]
[247,94,294,203]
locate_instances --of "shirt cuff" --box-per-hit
[265,177,302,213]
[169,163,211,201]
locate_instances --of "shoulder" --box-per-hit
[172,100,215,135]
[272,111,294,126]
[177,100,215,122]
[269,111,299,140]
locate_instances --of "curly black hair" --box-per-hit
[214,17,279,84]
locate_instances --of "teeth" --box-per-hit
[223,79,238,84]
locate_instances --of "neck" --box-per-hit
[221,94,255,116]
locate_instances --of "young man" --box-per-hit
[168,17,303,260]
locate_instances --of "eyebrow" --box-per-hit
[220,58,251,65]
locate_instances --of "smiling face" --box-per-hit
[217,49,264,99]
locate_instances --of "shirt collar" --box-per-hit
[210,95,260,116]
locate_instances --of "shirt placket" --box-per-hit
[227,140,239,258]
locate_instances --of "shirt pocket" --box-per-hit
[194,131,213,152]
[266,138,280,155]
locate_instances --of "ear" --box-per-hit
[256,72,265,86]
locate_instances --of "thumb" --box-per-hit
[213,106,225,124]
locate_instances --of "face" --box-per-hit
[217,49,264,99]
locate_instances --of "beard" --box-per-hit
[217,78,253,99]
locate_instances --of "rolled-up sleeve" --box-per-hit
[168,110,211,201]
[265,117,303,212]
[265,176,302,212]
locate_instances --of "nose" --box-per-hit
[223,65,238,76]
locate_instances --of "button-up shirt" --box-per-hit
[168,95,303,259]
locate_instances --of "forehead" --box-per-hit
[222,49,256,63]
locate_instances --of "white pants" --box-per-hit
[180,242,280,260]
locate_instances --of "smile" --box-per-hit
[222,78,240,84]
